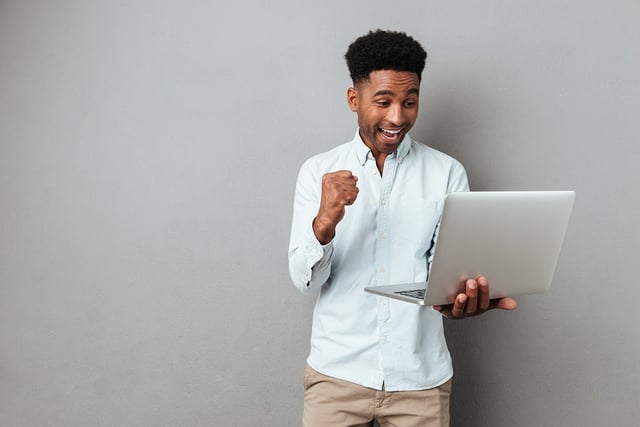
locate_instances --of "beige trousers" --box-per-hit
[303,365,451,427]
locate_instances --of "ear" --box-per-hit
[347,87,358,112]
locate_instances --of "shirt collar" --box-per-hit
[352,129,413,166]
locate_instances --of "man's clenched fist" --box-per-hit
[313,170,359,244]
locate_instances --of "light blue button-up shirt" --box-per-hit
[288,130,469,391]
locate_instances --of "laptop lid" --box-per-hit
[364,191,575,306]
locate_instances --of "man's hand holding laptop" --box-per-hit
[433,276,518,319]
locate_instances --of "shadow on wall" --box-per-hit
[413,73,512,191]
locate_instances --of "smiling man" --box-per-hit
[288,30,516,427]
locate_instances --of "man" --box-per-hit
[288,30,517,427]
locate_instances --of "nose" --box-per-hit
[387,103,403,125]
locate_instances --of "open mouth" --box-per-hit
[379,127,403,142]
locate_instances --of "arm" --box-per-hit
[288,163,358,295]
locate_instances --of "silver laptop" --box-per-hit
[364,191,575,306]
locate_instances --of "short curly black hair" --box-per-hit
[345,29,427,84]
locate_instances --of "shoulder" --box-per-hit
[409,139,464,168]
[300,140,353,172]
[407,139,469,191]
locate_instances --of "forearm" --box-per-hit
[288,162,335,294]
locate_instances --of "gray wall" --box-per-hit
[1,1,638,426]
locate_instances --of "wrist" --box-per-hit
[312,216,336,245]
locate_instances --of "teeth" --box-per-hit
[381,128,402,135]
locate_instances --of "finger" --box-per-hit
[334,170,355,178]
[451,294,467,318]
[341,188,359,206]
[342,190,358,204]
[322,172,358,191]
[332,171,359,184]
[341,185,359,197]
[433,305,453,319]
[489,297,518,311]
[433,305,444,313]
[477,276,490,311]
[464,279,478,314]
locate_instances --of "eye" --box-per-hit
[376,100,390,107]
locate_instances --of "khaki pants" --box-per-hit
[303,365,451,427]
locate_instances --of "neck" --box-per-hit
[374,152,388,175]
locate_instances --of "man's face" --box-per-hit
[347,70,420,158]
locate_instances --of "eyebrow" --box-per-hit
[373,88,420,97]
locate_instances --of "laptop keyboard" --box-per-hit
[395,289,425,299]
